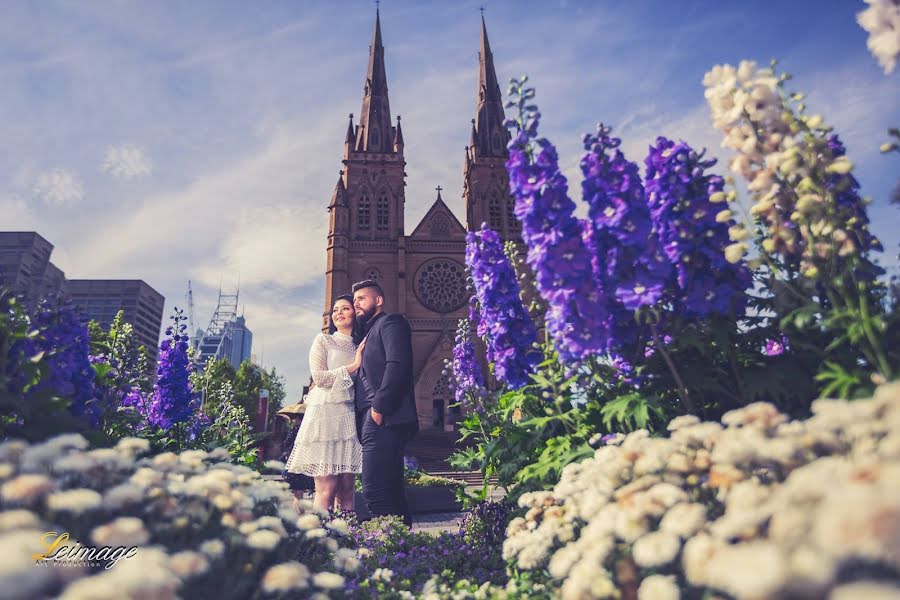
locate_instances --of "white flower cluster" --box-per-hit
[0,436,351,599]
[702,59,867,278]
[502,383,900,599]
[857,0,900,74]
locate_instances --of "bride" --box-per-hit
[285,294,365,513]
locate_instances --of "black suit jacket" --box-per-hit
[354,312,419,430]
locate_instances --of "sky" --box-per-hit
[2,0,898,402]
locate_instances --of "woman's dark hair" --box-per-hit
[328,294,362,343]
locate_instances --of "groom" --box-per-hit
[351,280,419,526]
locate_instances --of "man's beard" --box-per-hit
[356,305,377,326]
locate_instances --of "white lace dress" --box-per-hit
[285,332,362,476]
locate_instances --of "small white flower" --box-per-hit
[0,474,54,505]
[46,488,102,514]
[115,437,151,456]
[831,581,900,600]
[548,544,580,579]
[372,567,394,582]
[327,518,350,536]
[305,527,328,539]
[262,561,310,592]
[704,541,787,599]
[103,483,144,509]
[638,574,680,600]
[91,517,150,547]
[246,529,281,551]
[312,571,345,589]
[263,460,285,472]
[660,503,707,539]
[296,514,321,530]
[0,509,41,532]
[667,415,700,431]
[333,547,360,572]
[168,551,210,578]
[200,539,225,559]
[632,531,681,568]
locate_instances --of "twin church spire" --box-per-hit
[348,7,400,155]
[345,9,506,160]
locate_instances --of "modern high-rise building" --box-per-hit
[228,315,254,368]
[1,232,166,359]
[194,288,254,370]
[0,231,68,308]
[67,280,165,358]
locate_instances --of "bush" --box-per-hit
[342,515,507,598]
[0,435,352,599]
[501,383,900,599]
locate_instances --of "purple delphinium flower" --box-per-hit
[147,308,196,430]
[19,300,98,424]
[581,124,671,349]
[644,136,751,318]
[764,335,789,356]
[451,316,485,406]
[466,225,539,389]
[506,83,610,362]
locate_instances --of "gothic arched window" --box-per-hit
[505,198,521,235]
[488,194,502,230]
[376,195,390,231]
[358,194,371,229]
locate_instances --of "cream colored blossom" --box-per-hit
[830,581,900,600]
[200,539,225,559]
[638,574,680,600]
[296,513,322,530]
[660,503,706,539]
[91,517,149,547]
[312,571,345,589]
[632,531,681,568]
[115,437,151,455]
[46,488,102,514]
[103,483,143,509]
[1,474,54,505]
[704,541,787,598]
[168,551,209,578]
[246,529,281,551]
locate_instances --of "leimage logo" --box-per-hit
[32,531,139,570]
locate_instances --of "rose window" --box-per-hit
[414,259,467,313]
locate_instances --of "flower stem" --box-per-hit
[650,324,696,414]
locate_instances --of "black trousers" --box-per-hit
[357,408,412,527]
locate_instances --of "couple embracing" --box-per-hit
[284,280,419,526]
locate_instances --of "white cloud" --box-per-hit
[100,144,153,179]
[190,204,327,290]
[32,168,84,206]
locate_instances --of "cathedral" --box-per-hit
[322,10,522,431]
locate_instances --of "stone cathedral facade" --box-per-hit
[323,10,521,430]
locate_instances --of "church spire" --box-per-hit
[355,7,395,154]
[472,15,509,159]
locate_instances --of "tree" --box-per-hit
[232,359,264,429]
[261,366,286,430]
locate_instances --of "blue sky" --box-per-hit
[2,0,898,400]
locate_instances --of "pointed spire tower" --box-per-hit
[325,7,407,330]
[354,7,395,154]
[463,15,519,242]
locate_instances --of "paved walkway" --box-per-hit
[411,511,466,535]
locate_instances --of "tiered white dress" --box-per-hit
[285,332,362,476]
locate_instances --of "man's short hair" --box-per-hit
[352,279,385,299]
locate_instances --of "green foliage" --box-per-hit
[232,359,264,429]
[199,382,263,468]
[0,288,77,440]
